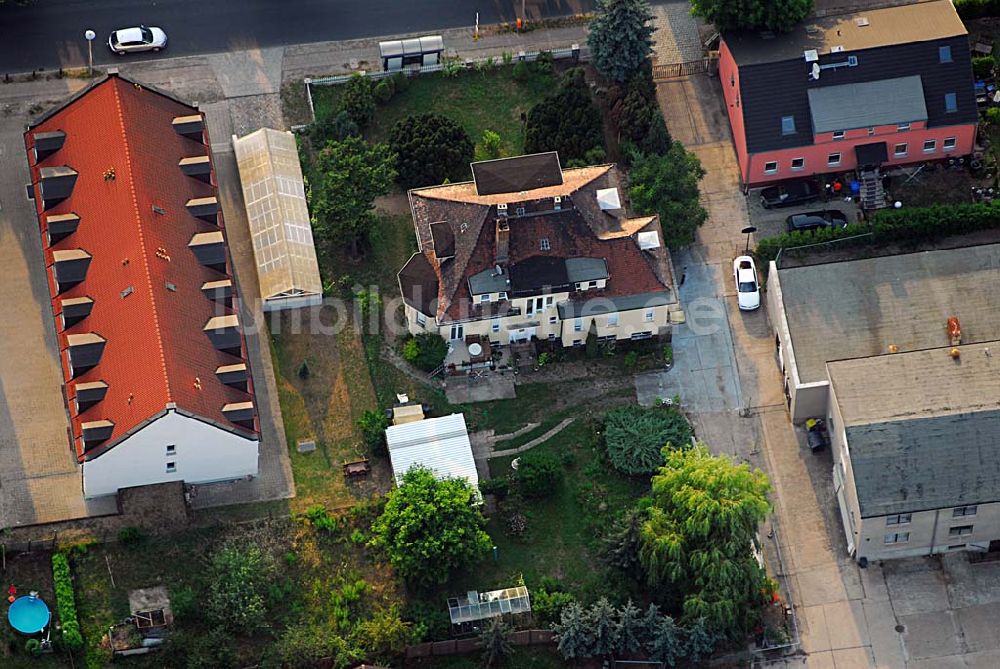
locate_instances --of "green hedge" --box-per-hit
[755,203,1000,266]
[955,0,1000,19]
[51,552,83,650]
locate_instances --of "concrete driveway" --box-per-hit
[746,189,862,239]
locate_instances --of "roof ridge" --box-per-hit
[111,80,172,404]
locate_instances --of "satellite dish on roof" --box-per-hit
[811,63,821,80]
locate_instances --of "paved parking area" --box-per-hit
[746,188,862,239]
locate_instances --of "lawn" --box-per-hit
[311,65,557,162]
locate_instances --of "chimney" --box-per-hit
[189,230,226,271]
[52,249,92,292]
[74,380,108,412]
[495,218,510,265]
[204,314,242,354]
[39,166,78,209]
[81,419,114,448]
[46,212,80,244]
[222,400,255,427]
[179,155,212,181]
[201,278,234,306]
[172,114,205,140]
[216,362,249,390]
[186,195,219,222]
[60,296,94,328]
[66,332,106,376]
[33,130,67,162]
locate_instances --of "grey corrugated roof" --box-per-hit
[808,76,927,132]
[565,257,609,283]
[776,244,1000,384]
[558,291,672,319]
[724,0,966,66]
[468,267,510,295]
[829,342,1000,518]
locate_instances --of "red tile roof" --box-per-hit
[25,75,257,461]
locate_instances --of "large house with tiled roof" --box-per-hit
[24,72,259,498]
[397,153,678,351]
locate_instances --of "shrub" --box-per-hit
[297,360,310,379]
[501,50,514,66]
[630,143,707,249]
[987,106,1000,127]
[206,543,275,632]
[402,333,448,372]
[624,350,639,371]
[117,526,145,546]
[604,405,693,475]
[339,73,375,129]
[512,60,531,82]
[169,585,200,623]
[481,129,502,159]
[51,553,83,650]
[973,55,996,79]
[533,587,577,626]
[309,109,360,146]
[304,504,340,534]
[478,476,511,498]
[392,71,410,92]
[534,50,555,75]
[358,409,390,455]
[374,78,394,103]
[389,113,475,188]
[525,68,605,163]
[515,449,562,497]
[25,638,42,657]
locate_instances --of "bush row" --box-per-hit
[51,552,83,650]
[955,0,1000,20]
[755,203,1000,266]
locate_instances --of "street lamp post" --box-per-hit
[84,30,96,77]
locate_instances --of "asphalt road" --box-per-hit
[0,0,597,73]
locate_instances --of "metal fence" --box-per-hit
[303,45,587,122]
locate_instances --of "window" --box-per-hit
[897,122,910,132]
[480,294,491,303]
[607,313,619,327]
[945,93,958,113]
[540,238,550,251]
[415,312,426,327]
[166,444,176,456]
[827,152,842,166]
[943,136,957,151]
[886,513,912,526]
[574,318,583,332]
[450,324,463,340]
[549,315,557,324]
[949,525,974,537]
[545,296,554,308]
[645,309,655,322]
[847,55,858,67]
[948,544,967,550]
[515,206,526,216]
[884,532,910,544]
[781,116,796,135]
[498,291,507,300]
[730,74,735,87]
[548,333,557,341]
[166,462,176,473]
[791,157,805,170]
[894,143,908,157]
[833,130,845,141]
[868,127,876,136]
[491,319,500,333]
[923,139,937,153]
[953,505,977,517]
[939,45,952,63]
[764,161,778,175]
[572,339,582,346]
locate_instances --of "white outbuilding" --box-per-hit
[385,413,479,490]
[233,128,323,311]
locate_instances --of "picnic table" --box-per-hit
[343,459,371,479]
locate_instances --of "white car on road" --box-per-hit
[733,255,761,311]
[108,26,168,55]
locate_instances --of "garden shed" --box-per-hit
[385,413,478,490]
[232,128,323,311]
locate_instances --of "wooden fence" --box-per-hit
[404,629,555,659]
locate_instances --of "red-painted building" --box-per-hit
[719,0,978,188]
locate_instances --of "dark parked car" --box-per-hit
[785,209,849,233]
[759,180,820,209]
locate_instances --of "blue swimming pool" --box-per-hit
[8,595,50,634]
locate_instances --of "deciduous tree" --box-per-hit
[205,543,275,633]
[588,0,656,83]
[370,466,491,587]
[307,136,396,258]
[691,0,812,32]
[639,444,773,638]
[629,142,708,248]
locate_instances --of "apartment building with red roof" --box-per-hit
[24,73,259,498]
[397,153,679,363]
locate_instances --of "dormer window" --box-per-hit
[481,294,491,303]
[540,238,550,251]
[498,291,507,300]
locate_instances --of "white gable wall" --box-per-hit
[83,409,259,498]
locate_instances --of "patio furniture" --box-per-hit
[343,459,371,479]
